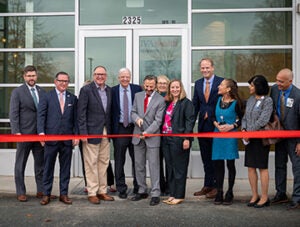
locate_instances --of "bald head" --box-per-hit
[276,68,293,91]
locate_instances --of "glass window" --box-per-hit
[0,122,15,148]
[191,49,292,83]
[0,16,74,48]
[192,12,292,46]
[0,52,75,83]
[0,0,74,13]
[139,36,182,84]
[192,0,292,9]
[80,0,187,25]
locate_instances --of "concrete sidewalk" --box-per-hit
[0,176,299,227]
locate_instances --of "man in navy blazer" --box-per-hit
[37,72,79,205]
[270,68,300,210]
[192,58,224,198]
[77,65,114,204]
[9,65,46,202]
[111,68,142,199]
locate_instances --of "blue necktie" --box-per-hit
[31,88,38,109]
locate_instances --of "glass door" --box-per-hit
[77,28,188,93]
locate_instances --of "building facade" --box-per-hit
[0,0,298,177]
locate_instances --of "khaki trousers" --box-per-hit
[83,128,110,196]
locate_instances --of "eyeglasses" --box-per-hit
[56,80,69,83]
[94,73,107,77]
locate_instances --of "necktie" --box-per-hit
[59,92,64,114]
[123,89,129,127]
[204,80,210,103]
[144,94,149,113]
[31,87,38,109]
[280,91,285,120]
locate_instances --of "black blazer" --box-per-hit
[77,81,112,144]
[192,75,223,131]
[37,89,78,146]
[111,83,142,134]
[164,98,195,143]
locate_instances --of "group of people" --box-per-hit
[9,59,300,210]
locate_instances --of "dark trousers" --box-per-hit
[107,161,114,186]
[162,137,190,199]
[14,142,44,195]
[159,146,169,194]
[113,124,138,193]
[274,140,289,196]
[214,160,236,192]
[198,137,215,188]
[43,142,72,196]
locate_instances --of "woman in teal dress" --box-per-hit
[212,79,244,205]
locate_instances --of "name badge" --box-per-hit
[256,100,261,108]
[286,98,294,107]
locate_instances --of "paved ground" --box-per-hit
[0,176,299,226]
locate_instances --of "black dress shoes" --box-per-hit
[287,201,300,210]
[247,198,260,207]
[119,192,128,199]
[131,193,148,201]
[271,194,289,204]
[150,197,160,206]
[254,199,270,208]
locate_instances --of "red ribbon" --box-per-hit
[0,130,300,143]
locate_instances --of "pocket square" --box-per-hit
[68,103,73,107]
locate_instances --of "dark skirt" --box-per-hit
[244,139,270,169]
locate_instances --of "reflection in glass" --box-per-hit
[80,0,187,25]
[0,122,15,148]
[1,0,74,13]
[192,49,292,83]
[139,36,181,84]
[0,16,74,48]
[192,12,292,46]
[192,0,292,9]
[0,52,74,83]
[85,37,126,86]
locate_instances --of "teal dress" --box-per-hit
[212,97,239,160]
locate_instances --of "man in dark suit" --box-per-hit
[78,65,114,204]
[37,72,78,205]
[270,68,300,210]
[192,58,224,198]
[111,68,142,199]
[131,75,165,206]
[9,65,46,202]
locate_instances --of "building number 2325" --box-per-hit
[122,16,142,24]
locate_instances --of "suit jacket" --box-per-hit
[164,98,195,143]
[37,89,78,146]
[9,84,46,134]
[111,83,142,134]
[270,84,300,143]
[192,75,223,131]
[77,81,112,144]
[131,91,165,148]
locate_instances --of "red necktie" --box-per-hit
[144,94,149,113]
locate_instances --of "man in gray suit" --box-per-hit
[270,68,300,210]
[9,65,45,202]
[131,75,165,206]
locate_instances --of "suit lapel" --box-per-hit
[51,90,62,115]
[23,84,37,110]
[91,83,105,110]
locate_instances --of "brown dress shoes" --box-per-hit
[36,192,57,200]
[97,193,115,201]
[193,187,213,196]
[17,195,27,202]
[59,195,72,205]
[40,195,50,205]
[88,196,100,204]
